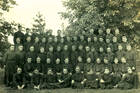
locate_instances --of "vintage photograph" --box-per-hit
[0,0,140,93]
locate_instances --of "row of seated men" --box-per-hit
[3,45,137,90]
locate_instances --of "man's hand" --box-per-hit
[100,79,104,83]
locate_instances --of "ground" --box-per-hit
[0,69,140,93]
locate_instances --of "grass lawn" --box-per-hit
[0,69,140,93]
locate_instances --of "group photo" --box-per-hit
[0,0,140,93]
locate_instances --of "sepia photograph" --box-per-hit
[0,0,140,93]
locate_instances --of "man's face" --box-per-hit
[115,28,119,35]
[78,56,82,62]
[94,37,97,42]
[27,58,32,63]
[114,58,118,64]
[54,37,58,42]
[128,68,132,74]
[27,37,31,42]
[40,47,45,53]
[99,47,104,52]
[87,37,91,42]
[10,46,15,51]
[17,68,22,74]
[18,46,23,51]
[79,45,83,50]
[63,69,68,74]
[104,58,108,64]
[126,45,131,51]
[35,37,39,42]
[106,39,110,43]
[56,58,60,64]
[60,38,64,43]
[118,45,123,50]
[122,36,127,42]
[75,67,80,73]
[42,38,46,43]
[80,36,84,41]
[67,37,71,42]
[73,36,77,41]
[64,45,68,51]
[64,58,69,64]
[106,28,111,34]
[99,38,103,42]
[96,58,101,64]
[48,70,52,75]
[72,45,76,51]
[121,58,126,63]
[18,26,22,31]
[107,48,111,52]
[16,38,21,43]
[48,38,53,43]
[36,57,41,63]
[30,46,34,52]
[85,46,90,52]
[49,47,53,52]
[46,58,51,64]
[87,58,91,63]
[113,37,117,42]
[57,46,61,51]
[90,29,94,34]
[104,69,109,74]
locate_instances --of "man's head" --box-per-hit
[36,57,41,63]
[10,45,15,51]
[46,58,51,64]
[104,57,109,64]
[113,36,117,43]
[121,57,126,63]
[42,37,46,43]
[54,37,58,43]
[72,45,76,51]
[87,37,92,42]
[64,45,68,51]
[85,46,90,52]
[49,46,53,52]
[56,58,60,64]
[118,44,123,50]
[64,58,69,64]
[106,28,111,34]
[78,44,83,50]
[96,58,101,64]
[115,28,120,35]
[35,37,39,43]
[122,36,127,42]
[78,56,82,62]
[99,47,104,52]
[27,58,32,63]
[87,57,91,63]
[16,38,21,44]
[75,66,80,73]
[29,46,34,52]
[17,68,22,74]
[126,44,132,51]
[26,36,31,42]
[63,68,68,74]
[114,58,119,64]
[18,45,24,51]
[40,47,45,53]
[104,68,110,74]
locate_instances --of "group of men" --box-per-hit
[3,25,137,90]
